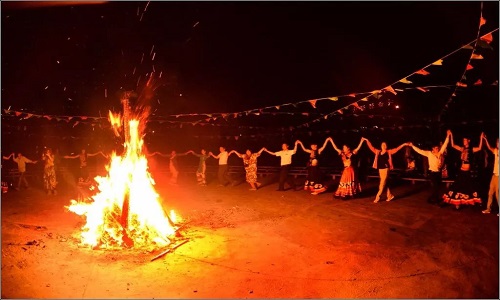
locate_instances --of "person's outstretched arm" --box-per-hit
[364,138,378,154]
[328,137,342,154]
[388,143,408,155]
[352,138,365,154]
[472,132,484,153]
[318,137,330,154]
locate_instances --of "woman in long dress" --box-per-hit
[329,137,365,199]
[230,148,265,190]
[442,131,483,209]
[42,148,58,195]
[191,149,210,186]
[297,138,330,194]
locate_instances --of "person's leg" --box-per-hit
[278,166,287,190]
[218,165,225,185]
[21,172,29,188]
[375,168,387,202]
[484,175,498,213]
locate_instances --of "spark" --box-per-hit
[45,86,49,90]
[57,60,60,64]
[67,37,71,40]
[140,53,144,64]
[152,52,156,61]
[150,45,155,55]
[137,76,141,87]
[145,1,150,12]
[105,89,107,98]
[64,87,66,91]
[193,21,199,27]
[133,67,136,75]
[157,99,160,104]
[152,65,155,72]
[159,71,162,78]
[68,98,73,101]
[139,12,144,22]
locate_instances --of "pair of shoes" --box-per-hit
[386,195,395,202]
[482,210,491,214]
[311,192,319,195]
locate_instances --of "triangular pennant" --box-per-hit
[233,113,238,118]
[480,16,486,27]
[477,40,494,50]
[456,82,467,88]
[384,86,397,95]
[417,87,429,92]
[432,59,443,66]
[415,69,430,76]
[308,99,317,109]
[301,112,309,116]
[15,111,22,117]
[480,33,493,44]
[348,93,356,97]
[80,116,88,120]
[353,102,361,110]
[44,115,52,121]
[337,109,344,115]
[373,93,382,99]
[399,78,412,84]
[473,79,482,86]
[328,97,338,101]
[471,53,484,59]
[275,106,280,110]
[360,97,368,101]
[466,64,474,71]
[73,121,80,127]
[462,44,474,50]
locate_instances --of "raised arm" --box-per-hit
[364,138,378,154]
[483,135,496,153]
[410,142,427,157]
[449,131,463,152]
[318,138,330,154]
[472,132,484,153]
[297,140,311,154]
[263,148,276,156]
[257,147,266,155]
[352,138,365,154]
[177,151,193,157]
[63,154,79,159]
[87,152,101,157]
[292,141,298,153]
[388,143,407,155]
[328,137,342,154]
[438,132,451,155]
[210,151,220,159]
[229,150,242,158]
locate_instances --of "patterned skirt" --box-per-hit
[442,170,481,206]
[44,166,57,190]
[334,166,361,198]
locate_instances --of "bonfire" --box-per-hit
[66,92,181,253]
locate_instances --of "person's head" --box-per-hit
[310,144,318,151]
[245,149,252,156]
[281,143,289,150]
[17,153,23,158]
[171,150,176,156]
[219,146,225,152]
[342,145,351,153]
[201,149,206,155]
[463,137,470,147]
[81,149,86,154]
[381,142,387,151]
[310,158,318,166]
[431,145,439,154]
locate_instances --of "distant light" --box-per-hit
[179,94,182,97]
[395,105,400,109]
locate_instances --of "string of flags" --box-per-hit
[296,27,498,129]
[439,7,495,120]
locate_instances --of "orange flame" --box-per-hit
[67,112,179,250]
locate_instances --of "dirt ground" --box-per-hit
[1,172,499,299]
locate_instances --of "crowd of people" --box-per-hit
[2,130,498,215]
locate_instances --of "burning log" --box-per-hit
[150,239,189,262]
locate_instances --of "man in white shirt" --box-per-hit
[265,141,299,191]
[11,152,38,190]
[409,130,450,204]
[482,136,499,215]
[210,146,232,186]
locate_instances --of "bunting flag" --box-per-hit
[348,94,356,97]
[384,86,397,95]
[481,33,493,44]
[417,87,429,92]
[456,82,467,88]
[462,45,474,50]
[399,78,412,84]
[432,59,443,66]
[415,69,430,76]
[308,99,317,108]
[474,79,483,86]
[328,97,338,101]
[471,53,484,59]
[360,97,368,101]
[466,64,474,71]
[480,16,486,27]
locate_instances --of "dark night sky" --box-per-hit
[1,1,499,129]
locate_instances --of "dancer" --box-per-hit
[42,148,58,195]
[481,135,498,215]
[297,138,330,194]
[264,141,299,191]
[8,152,38,190]
[409,130,451,204]
[365,138,408,203]
[191,149,211,186]
[230,148,266,190]
[329,137,365,199]
[155,150,192,185]
[63,149,105,181]
[442,131,483,209]
[210,146,233,187]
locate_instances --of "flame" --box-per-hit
[67,111,179,250]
